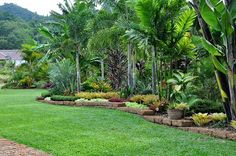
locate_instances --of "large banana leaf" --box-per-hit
[200,0,221,31]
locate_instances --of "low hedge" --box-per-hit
[41,91,53,98]
[51,95,79,101]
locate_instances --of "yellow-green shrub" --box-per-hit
[192,113,212,126]
[231,120,236,129]
[210,113,227,122]
[130,94,159,105]
[130,95,144,103]
[142,94,159,105]
[175,103,189,110]
[75,92,119,100]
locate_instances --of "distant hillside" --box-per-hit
[0,3,47,49]
[0,3,44,21]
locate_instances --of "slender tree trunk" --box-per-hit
[152,45,157,94]
[100,58,105,81]
[128,43,133,89]
[132,49,136,89]
[76,47,81,92]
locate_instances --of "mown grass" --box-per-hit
[0,89,236,156]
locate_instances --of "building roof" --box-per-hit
[0,50,22,61]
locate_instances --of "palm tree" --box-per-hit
[126,0,195,97]
[42,0,92,92]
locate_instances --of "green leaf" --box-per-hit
[221,9,234,37]
[201,38,222,56]
[167,79,178,84]
[175,9,196,36]
[229,0,236,19]
[200,0,221,31]
[211,56,227,74]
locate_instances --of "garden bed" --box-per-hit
[37,99,236,141]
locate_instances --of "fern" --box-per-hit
[175,9,196,37]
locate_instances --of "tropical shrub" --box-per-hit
[189,100,224,114]
[120,87,133,99]
[149,100,168,112]
[41,91,52,98]
[82,78,112,92]
[168,103,189,110]
[142,95,159,106]
[231,121,236,129]
[167,71,198,104]
[130,95,144,104]
[192,113,212,126]
[210,113,227,122]
[76,92,119,100]
[49,59,77,95]
[125,102,148,109]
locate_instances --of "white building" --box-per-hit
[0,49,24,66]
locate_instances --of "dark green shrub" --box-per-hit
[189,100,224,114]
[51,95,79,101]
[41,91,52,98]
[141,89,152,95]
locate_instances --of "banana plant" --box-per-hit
[190,0,236,121]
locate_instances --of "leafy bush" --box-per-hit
[189,100,224,114]
[51,95,79,101]
[76,92,119,100]
[192,113,212,126]
[210,113,227,122]
[82,79,112,92]
[120,87,133,99]
[49,59,77,95]
[142,95,159,106]
[41,91,52,98]
[125,102,148,109]
[175,103,189,110]
[130,94,159,106]
[231,121,236,129]
[149,100,168,112]
[130,95,144,104]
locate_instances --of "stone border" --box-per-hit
[37,99,236,141]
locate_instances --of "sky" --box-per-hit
[0,0,66,16]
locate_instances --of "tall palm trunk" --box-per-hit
[151,45,157,94]
[100,58,105,81]
[76,46,81,92]
[128,43,133,89]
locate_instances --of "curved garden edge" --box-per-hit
[37,99,236,141]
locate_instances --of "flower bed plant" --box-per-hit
[75,92,119,100]
[51,95,79,101]
[125,102,148,109]
[192,113,227,127]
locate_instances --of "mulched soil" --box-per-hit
[0,138,50,156]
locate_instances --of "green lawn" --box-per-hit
[0,89,236,156]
